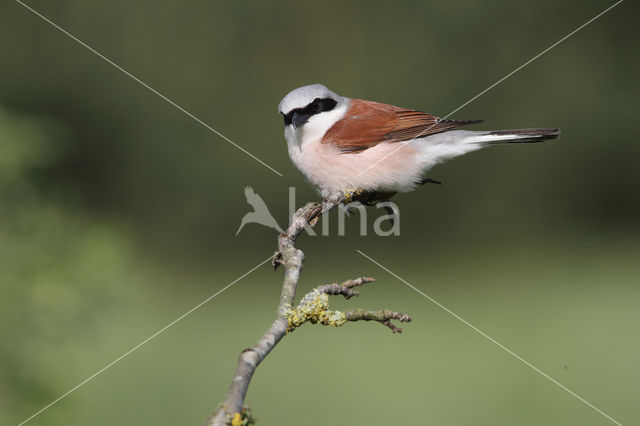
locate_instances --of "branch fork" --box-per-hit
[208,191,411,425]
[287,277,411,333]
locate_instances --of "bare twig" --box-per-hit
[315,276,376,299]
[207,190,411,425]
[344,309,412,334]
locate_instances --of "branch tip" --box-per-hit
[316,276,377,300]
[344,309,412,334]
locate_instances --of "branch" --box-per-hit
[315,276,375,299]
[207,190,411,425]
[344,309,411,334]
[285,277,411,334]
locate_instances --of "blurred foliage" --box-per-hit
[0,0,639,425]
[0,108,136,420]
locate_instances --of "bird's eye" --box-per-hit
[320,98,337,112]
[312,98,322,112]
[283,112,292,126]
[304,98,336,116]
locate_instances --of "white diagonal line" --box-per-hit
[15,0,284,177]
[357,0,623,177]
[356,249,623,426]
[17,255,273,426]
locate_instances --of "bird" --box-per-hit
[278,84,559,200]
[236,186,283,235]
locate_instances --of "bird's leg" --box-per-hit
[361,191,396,206]
[419,177,442,185]
[271,250,284,271]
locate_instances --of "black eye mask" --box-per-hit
[283,97,337,127]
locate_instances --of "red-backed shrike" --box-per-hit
[278,84,559,198]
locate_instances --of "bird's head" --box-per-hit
[278,84,349,141]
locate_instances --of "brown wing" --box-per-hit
[322,99,482,153]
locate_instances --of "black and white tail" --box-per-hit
[463,128,560,145]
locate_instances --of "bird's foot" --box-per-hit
[272,250,284,271]
[419,177,442,185]
[343,187,364,203]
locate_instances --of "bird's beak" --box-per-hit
[292,111,310,129]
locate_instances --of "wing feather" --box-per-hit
[321,99,482,153]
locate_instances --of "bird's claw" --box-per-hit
[272,250,284,271]
[419,177,442,185]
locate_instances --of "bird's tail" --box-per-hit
[463,128,560,145]
[413,127,560,170]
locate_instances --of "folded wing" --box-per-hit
[322,99,482,153]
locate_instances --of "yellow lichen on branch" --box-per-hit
[230,413,242,426]
[285,289,347,332]
[228,408,255,426]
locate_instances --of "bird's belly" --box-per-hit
[288,139,424,196]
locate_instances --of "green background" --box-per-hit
[1,0,638,425]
